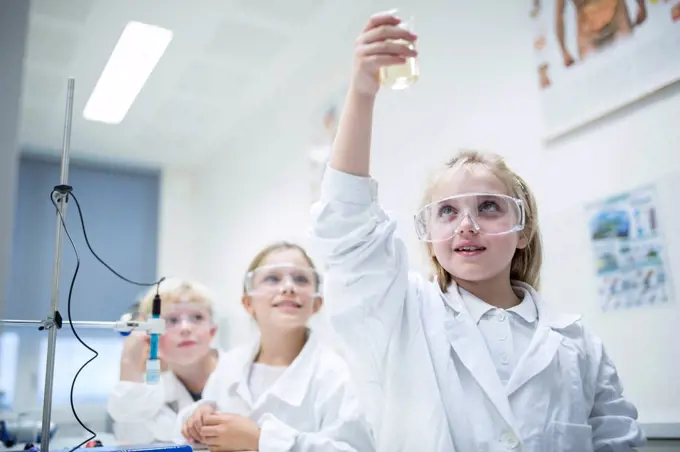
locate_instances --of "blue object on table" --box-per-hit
[65,444,194,452]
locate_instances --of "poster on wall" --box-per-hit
[530,0,680,141]
[308,88,345,204]
[586,184,673,312]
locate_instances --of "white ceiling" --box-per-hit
[18,0,377,169]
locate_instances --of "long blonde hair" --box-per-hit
[422,150,542,291]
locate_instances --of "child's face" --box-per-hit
[429,166,526,284]
[158,302,215,366]
[242,248,322,332]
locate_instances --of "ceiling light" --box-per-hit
[83,21,173,124]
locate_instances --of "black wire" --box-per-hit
[50,193,96,452]
[49,188,165,451]
[68,192,165,295]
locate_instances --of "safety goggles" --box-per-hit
[414,193,525,242]
[163,312,211,330]
[151,303,212,330]
[244,264,322,296]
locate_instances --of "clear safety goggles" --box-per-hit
[140,303,212,330]
[414,193,525,242]
[244,264,322,296]
[162,311,211,330]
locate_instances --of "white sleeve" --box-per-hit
[308,166,411,376]
[587,332,646,451]
[107,381,175,443]
[257,372,375,452]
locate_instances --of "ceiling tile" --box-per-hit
[32,0,93,24]
[21,69,68,109]
[152,98,224,133]
[205,20,289,63]
[235,0,322,25]
[26,23,79,68]
[175,61,248,101]
[136,124,195,154]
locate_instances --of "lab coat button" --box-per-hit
[500,431,519,449]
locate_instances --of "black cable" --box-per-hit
[51,192,96,452]
[66,189,165,296]
[49,186,165,451]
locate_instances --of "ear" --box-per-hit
[241,295,255,316]
[312,296,323,314]
[517,233,528,250]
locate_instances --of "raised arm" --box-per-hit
[331,13,415,176]
[308,12,418,377]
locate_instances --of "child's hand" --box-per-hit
[200,413,260,452]
[182,403,216,444]
[351,11,418,97]
[119,332,150,381]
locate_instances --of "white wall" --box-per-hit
[193,118,319,346]
[158,168,199,280]
[158,0,680,432]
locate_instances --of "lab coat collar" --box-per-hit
[508,287,538,324]
[504,283,582,396]
[225,329,318,408]
[456,286,538,325]
[441,279,580,330]
[437,281,520,437]
[436,278,582,431]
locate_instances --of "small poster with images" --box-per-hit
[586,184,672,312]
[529,0,680,140]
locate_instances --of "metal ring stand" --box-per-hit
[0,78,76,452]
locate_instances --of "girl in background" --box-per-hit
[108,279,223,444]
[177,241,374,452]
[308,11,645,452]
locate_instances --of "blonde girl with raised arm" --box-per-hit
[308,11,645,452]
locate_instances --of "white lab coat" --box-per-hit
[309,166,646,452]
[107,349,225,444]
[174,332,375,452]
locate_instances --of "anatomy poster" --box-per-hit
[586,185,672,312]
[530,0,680,140]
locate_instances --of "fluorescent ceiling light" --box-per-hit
[83,21,173,124]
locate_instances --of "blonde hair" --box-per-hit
[138,278,214,316]
[242,241,318,295]
[422,150,542,291]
